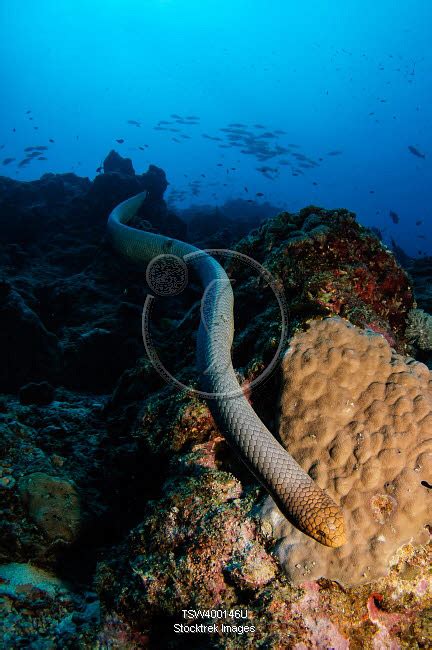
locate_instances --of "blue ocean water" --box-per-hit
[1,0,430,257]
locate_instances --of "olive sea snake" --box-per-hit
[108,192,346,547]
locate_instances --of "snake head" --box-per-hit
[311,505,347,548]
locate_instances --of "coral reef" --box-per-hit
[0,157,430,647]
[0,391,107,568]
[0,155,185,393]
[95,430,431,649]
[261,316,431,584]
[235,207,414,350]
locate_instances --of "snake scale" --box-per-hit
[108,192,346,547]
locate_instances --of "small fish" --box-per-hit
[256,192,264,197]
[37,156,47,160]
[415,220,423,226]
[216,163,223,166]
[201,174,206,177]
[170,114,181,119]
[26,110,31,114]
[408,145,425,158]
[417,235,427,240]
[172,137,181,143]
[18,158,31,166]
[327,150,343,156]
[49,138,55,143]
[244,186,248,192]
[369,190,375,194]
[96,166,103,173]
[116,138,124,143]
[389,210,399,224]
[259,132,276,139]
[2,157,15,165]
[127,119,141,126]
[34,146,48,151]
[256,165,277,173]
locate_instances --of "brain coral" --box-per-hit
[260,317,432,585]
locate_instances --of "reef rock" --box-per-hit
[103,149,135,176]
[18,472,81,543]
[1,169,431,646]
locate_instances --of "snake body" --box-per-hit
[108,193,346,547]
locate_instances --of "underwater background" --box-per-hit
[1,0,431,256]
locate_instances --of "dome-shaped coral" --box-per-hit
[260,317,432,585]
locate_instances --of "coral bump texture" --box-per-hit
[261,316,432,584]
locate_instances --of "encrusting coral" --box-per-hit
[406,307,432,352]
[260,316,432,585]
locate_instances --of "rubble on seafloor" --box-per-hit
[0,154,430,648]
